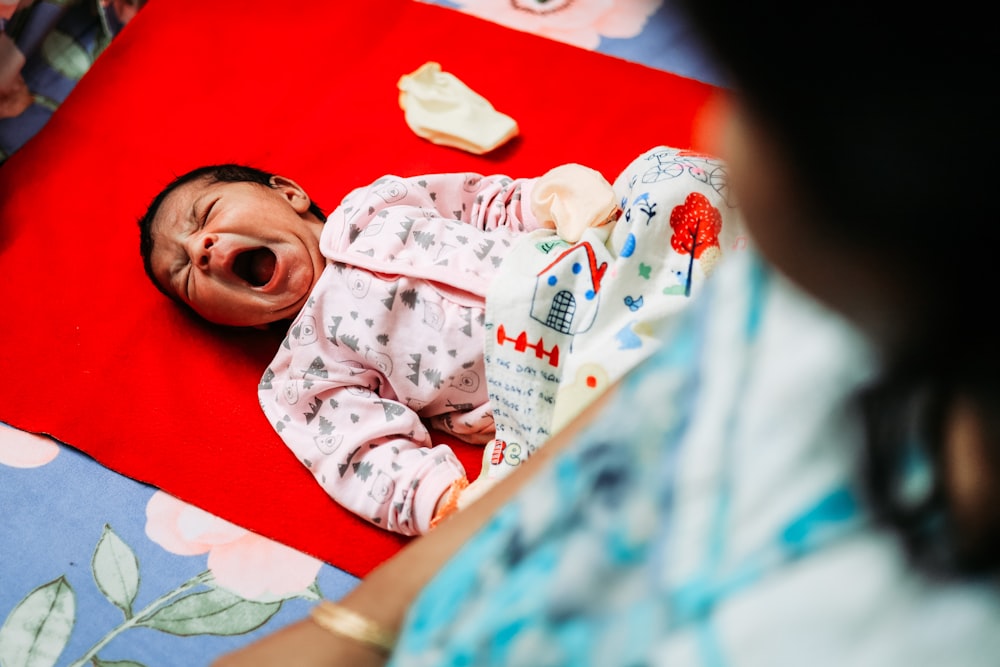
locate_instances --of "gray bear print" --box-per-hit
[314,433,344,454]
[369,471,395,503]
[375,181,408,203]
[347,269,372,298]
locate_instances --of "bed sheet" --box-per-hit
[0,1,720,664]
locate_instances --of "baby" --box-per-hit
[139,162,618,535]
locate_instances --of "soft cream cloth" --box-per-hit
[397,61,518,155]
[531,163,618,243]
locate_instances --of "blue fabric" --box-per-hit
[388,250,1000,666]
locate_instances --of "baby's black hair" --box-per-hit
[137,164,325,303]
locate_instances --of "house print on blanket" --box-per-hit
[531,242,609,335]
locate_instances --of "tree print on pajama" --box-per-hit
[259,171,544,535]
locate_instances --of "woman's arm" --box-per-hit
[211,387,615,667]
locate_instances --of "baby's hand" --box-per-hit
[531,163,619,243]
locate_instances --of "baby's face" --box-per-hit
[149,176,326,327]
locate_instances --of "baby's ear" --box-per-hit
[269,175,312,214]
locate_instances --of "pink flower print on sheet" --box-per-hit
[0,423,59,468]
[145,491,322,602]
[450,0,662,50]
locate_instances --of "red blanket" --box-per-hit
[0,0,717,577]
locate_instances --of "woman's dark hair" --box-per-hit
[137,164,326,303]
[678,2,1000,573]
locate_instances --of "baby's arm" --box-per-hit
[337,172,544,236]
[330,167,617,252]
[259,358,465,536]
[399,167,617,241]
[417,172,541,233]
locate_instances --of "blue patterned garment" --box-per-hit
[388,250,1000,666]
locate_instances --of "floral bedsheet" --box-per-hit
[0,2,717,664]
[1,425,358,666]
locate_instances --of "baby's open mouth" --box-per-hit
[233,248,276,287]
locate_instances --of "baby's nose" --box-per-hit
[192,234,217,270]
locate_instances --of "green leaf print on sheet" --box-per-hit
[0,576,75,667]
[0,524,302,667]
[92,525,140,618]
[141,589,280,636]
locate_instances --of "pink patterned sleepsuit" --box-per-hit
[258,172,542,535]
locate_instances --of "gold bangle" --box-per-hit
[309,600,396,655]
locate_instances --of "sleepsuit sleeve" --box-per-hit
[258,313,465,536]
[331,171,547,239]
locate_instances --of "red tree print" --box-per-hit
[669,192,722,296]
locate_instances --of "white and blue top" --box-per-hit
[388,249,1000,666]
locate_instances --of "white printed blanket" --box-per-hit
[478,146,746,481]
